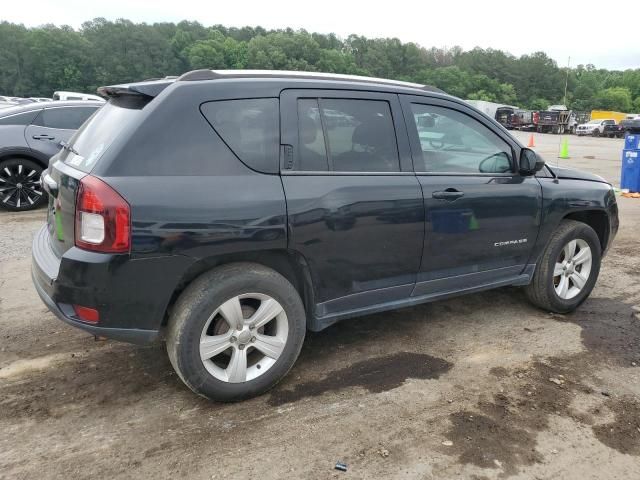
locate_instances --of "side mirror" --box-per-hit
[519,148,545,175]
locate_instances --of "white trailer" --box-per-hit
[464,100,518,120]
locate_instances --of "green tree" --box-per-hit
[593,87,633,112]
[0,16,638,113]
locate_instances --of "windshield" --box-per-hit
[587,120,601,124]
[62,97,147,173]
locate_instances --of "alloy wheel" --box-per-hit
[199,293,288,383]
[553,239,592,300]
[0,163,43,209]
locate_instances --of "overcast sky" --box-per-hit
[3,0,639,70]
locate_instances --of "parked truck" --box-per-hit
[536,105,578,134]
[508,109,537,131]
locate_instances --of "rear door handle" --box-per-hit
[432,189,464,201]
[32,134,55,140]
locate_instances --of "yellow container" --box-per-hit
[590,110,628,123]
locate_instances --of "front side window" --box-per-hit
[33,106,99,130]
[295,98,400,172]
[410,103,513,174]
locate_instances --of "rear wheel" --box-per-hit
[167,263,306,402]
[0,158,46,211]
[525,220,601,313]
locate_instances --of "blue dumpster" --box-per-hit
[621,149,640,193]
[624,133,640,150]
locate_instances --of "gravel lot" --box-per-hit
[1,132,639,479]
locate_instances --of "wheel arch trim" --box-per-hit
[163,249,317,329]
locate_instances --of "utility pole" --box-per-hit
[563,56,571,106]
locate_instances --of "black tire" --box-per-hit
[592,130,599,137]
[525,220,601,313]
[0,157,46,211]
[166,263,306,402]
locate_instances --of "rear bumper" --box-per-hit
[31,224,193,344]
[31,267,158,344]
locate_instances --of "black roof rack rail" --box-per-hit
[177,70,223,81]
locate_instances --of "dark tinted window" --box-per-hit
[322,99,398,172]
[297,99,328,171]
[63,99,144,173]
[410,103,512,174]
[0,110,40,126]
[201,98,279,173]
[33,106,99,130]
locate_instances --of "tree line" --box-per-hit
[1,18,639,113]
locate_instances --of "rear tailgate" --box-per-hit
[44,160,85,257]
[538,111,559,125]
[42,95,153,258]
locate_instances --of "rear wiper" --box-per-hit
[59,140,79,156]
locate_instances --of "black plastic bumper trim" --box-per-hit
[31,268,158,345]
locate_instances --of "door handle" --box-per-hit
[32,134,55,140]
[432,189,464,201]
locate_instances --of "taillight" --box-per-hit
[75,175,130,253]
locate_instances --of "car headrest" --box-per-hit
[299,115,318,145]
[352,117,389,150]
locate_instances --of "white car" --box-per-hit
[576,119,615,136]
[53,91,105,102]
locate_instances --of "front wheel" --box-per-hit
[166,263,306,402]
[525,220,601,313]
[0,158,46,211]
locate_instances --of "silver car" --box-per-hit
[0,101,102,211]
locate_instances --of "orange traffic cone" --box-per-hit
[527,134,535,148]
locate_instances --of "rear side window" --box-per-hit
[201,98,279,173]
[33,106,99,130]
[0,110,40,126]
[295,98,399,172]
[297,99,328,171]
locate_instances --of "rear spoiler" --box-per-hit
[96,78,175,99]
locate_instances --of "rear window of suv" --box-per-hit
[200,98,279,173]
[63,98,145,173]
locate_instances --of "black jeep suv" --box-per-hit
[32,70,619,401]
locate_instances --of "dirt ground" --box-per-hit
[1,132,639,479]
